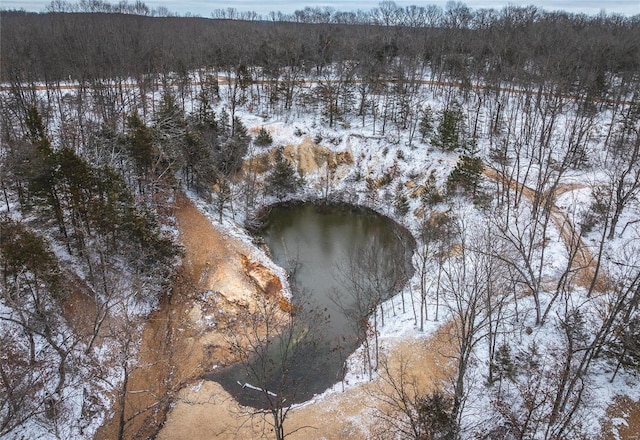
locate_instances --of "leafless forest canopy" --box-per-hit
[1,2,639,96]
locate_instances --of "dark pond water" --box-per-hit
[207,202,413,408]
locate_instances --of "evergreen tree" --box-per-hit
[418,105,434,142]
[432,104,468,152]
[54,147,96,250]
[491,343,516,384]
[22,107,69,243]
[182,129,217,194]
[194,89,218,131]
[126,112,155,184]
[25,106,51,152]
[186,97,220,192]
[255,126,273,147]
[605,314,640,379]
[0,215,61,296]
[265,148,301,200]
[154,90,185,135]
[217,108,231,139]
[446,155,484,197]
[421,170,443,207]
[232,116,250,144]
[152,91,186,186]
[213,179,232,222]
[416,391,458,440]
[393,182,410,216]
[214,117,250,176]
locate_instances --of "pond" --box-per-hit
[207,202,414,408]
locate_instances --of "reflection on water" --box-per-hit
[208,202,413,408]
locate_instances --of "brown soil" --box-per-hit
[157,325,455,440]
[95,193,287,439]
[246,136,353,177]
[600,395,640,440]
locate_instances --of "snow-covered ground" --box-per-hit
[204,77,640,438]
[3,70,640,438]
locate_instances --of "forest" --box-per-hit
[1,1,640,439]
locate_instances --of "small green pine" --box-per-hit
[255,126,273,147]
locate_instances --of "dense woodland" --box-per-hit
[1,1,640,439]
[2,2,639,97]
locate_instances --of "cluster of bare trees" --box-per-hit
[2,3,638,101]
[331,237,407,381]
[1,4,637,176]
[367,84,638,439]
[45,0,173,16]
[383,187,639,439]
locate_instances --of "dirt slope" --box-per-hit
[154,191,453,439]
[157,326,454,440]
[96,194,286,439]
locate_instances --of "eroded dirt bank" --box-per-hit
[96,193,287,439]
[157,326,455,439]
[154,188,453,439]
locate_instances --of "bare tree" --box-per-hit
[332,237,402,380]
[602,100,640,240]
[370,354,458,440]
[413,209,456,331]
[224,292,329,440]
[440,214,496,424]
